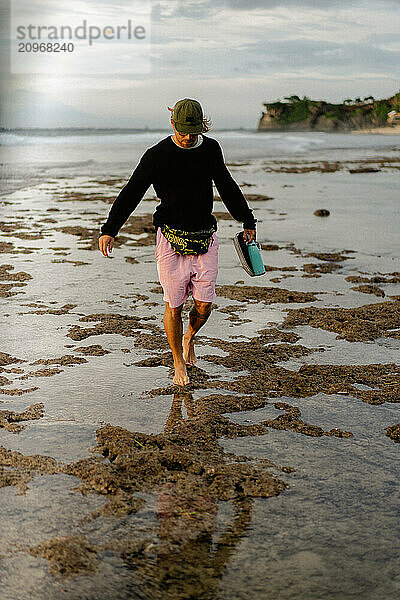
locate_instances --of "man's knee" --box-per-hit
[164,303,183,319]
[192,300,212,319]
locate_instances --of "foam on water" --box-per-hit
[1,127,399,156]
[1,128,398,197]
[0,130,167,147]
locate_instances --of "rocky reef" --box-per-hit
[258,91,400,132]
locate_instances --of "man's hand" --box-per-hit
[243,229,256,244]
[99,235,115,258]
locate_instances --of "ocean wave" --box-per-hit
[37,159,97,169]
[0,132,103,146]
[0,133,33,146]
[1,129,398,162]
[0,130,168,147]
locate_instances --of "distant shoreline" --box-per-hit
[0,127,252,134]
[352,125,400,135]
[2,127,399,136]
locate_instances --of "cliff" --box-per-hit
[258,92,400,132]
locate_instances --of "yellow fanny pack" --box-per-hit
[161,224,216,255]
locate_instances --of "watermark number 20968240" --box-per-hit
[18,42,75,53]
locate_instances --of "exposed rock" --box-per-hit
[31,355,87,367]
[261,402,352,438]
[257,327,300,344]
[0,222,24,233]
[18,368,64,380]
[306,252,350,262]
[214,193,273,203]
[0,242,17,253]
[349,167,381,174]
[0,282,27,297]
[58,191,114,203]
[51,259,89,266]
[23,303,77,315]
[244,193,274,202]
[81,494,145,523]
[88,177,126,187]
[0,403,44,433]
[302,263,341,275]
[67,313,153,341]
[0,375,11,386]
[29,535,98,576]
[346,273,400,284]
[57,226,104,251]
[216,285,318,304]
[263,162,342,174]
[260,243,280,251]
[201,339,316,371]
[351,284,385,297]
[385,423,400,443]
[73,345,111,356]
[283,300,400,342]
[0,445,59,494]
[0,264,32,281]
[0,352,23,367]
[0,387,39,396]
[165,331,400,405]
[119,214,156,246]
[10,232,44,240]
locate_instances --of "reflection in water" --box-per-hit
[6,391,287,598]
[104,391,285,596]
[127,498,253,599]
[117,393,259,598]
[164,391,195,434]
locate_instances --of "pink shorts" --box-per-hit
[155,228,219,308]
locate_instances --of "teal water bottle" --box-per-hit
[247,241,266,276]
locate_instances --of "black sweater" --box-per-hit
[101,135,256,237]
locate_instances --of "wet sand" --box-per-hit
[1,150,400,599]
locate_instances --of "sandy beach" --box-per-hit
[353,124,400,135]
[0,130,399,600]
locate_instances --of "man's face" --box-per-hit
[171,121,199,148]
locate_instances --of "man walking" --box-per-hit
[99,98,256,385]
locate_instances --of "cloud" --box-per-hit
[3,0,399,127]
[237,38,400,71]
[152,0,399,21]
[146,0,400,84]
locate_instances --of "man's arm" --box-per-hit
[100,149,154,239]
[212,141,256,241]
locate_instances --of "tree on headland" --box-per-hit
[284,95,301,103]
[260,90,400,129]
[392,91,400,111]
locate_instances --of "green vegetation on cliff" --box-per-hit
[258,91,400,131]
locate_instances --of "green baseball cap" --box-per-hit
[171,98,204,134]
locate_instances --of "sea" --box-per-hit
[1,127,399,194]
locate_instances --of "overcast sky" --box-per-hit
[1,0,399,128]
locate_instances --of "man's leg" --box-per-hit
[163,302,189,386]
[183,299,212,366]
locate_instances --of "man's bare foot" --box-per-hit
[173,359,189,386]
[183,334,197,366]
